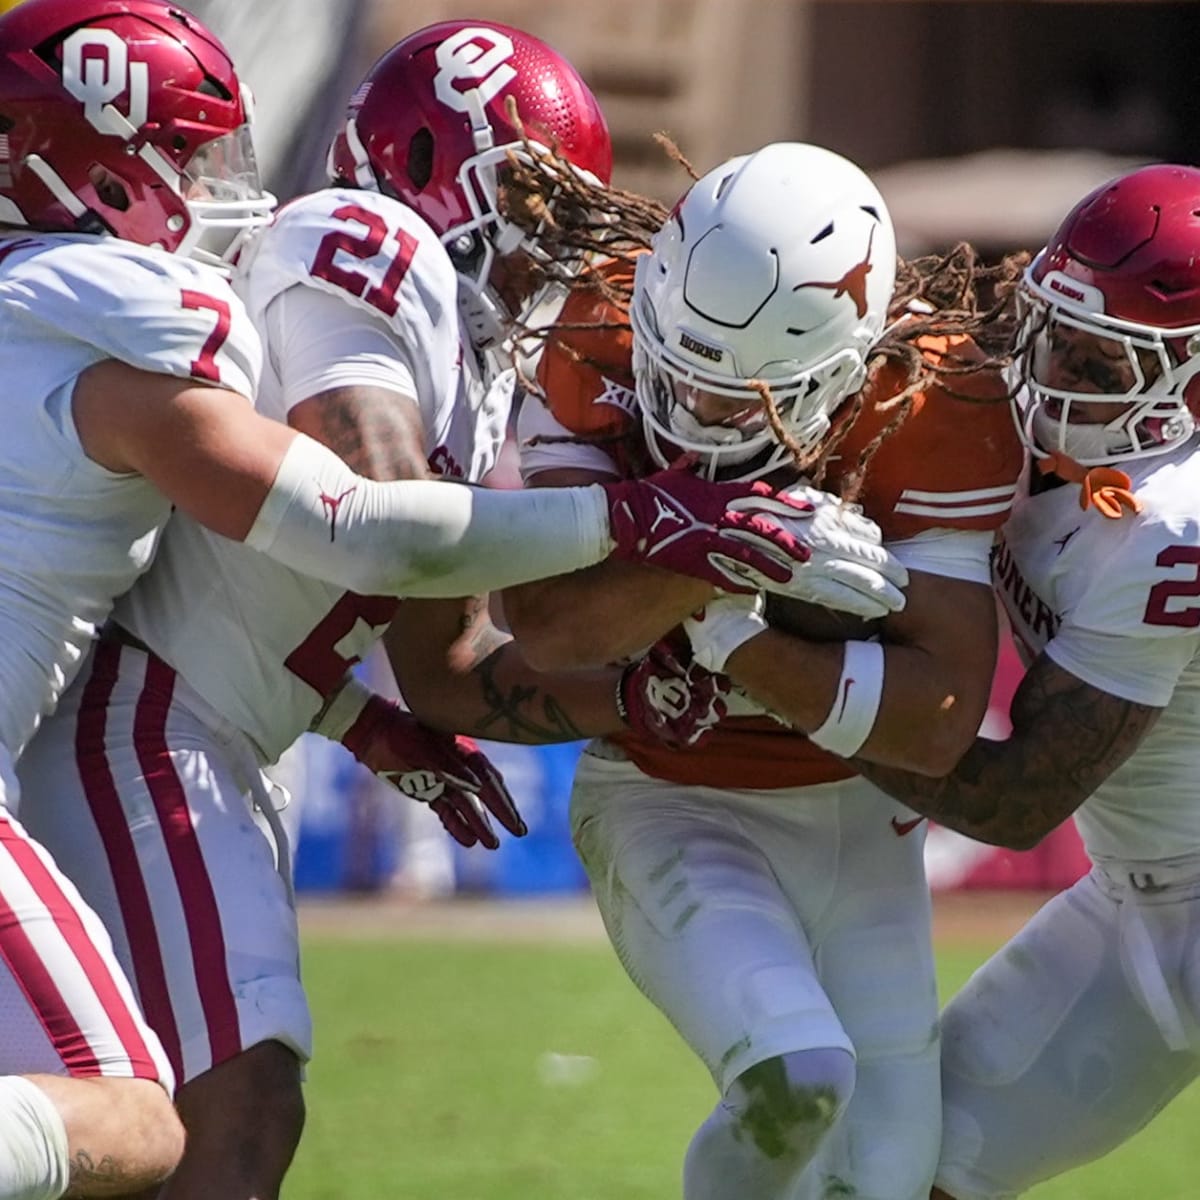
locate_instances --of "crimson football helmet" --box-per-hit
[631,142,896,481]
[327,20,612,349]
[1018,163,1200,465]
[0,0,272,267]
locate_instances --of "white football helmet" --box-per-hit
[630,142,896,480]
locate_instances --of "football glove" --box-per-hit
[616,640,730,747]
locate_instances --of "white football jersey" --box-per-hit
[0,232,260,757]
[115,189,513,761]
[994,440,1200,862]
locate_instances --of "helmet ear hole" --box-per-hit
[406,127,434,190]
[88,165,130,212]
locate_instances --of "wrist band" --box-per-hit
[614,665,633,725]
[807,640,885,758]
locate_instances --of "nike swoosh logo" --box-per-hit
[837,677,856,719]
[890,815,925,837]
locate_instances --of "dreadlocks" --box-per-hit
[499,112,1027,497]
[815,242,1029,499]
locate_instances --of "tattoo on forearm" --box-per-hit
[70,1150,132,1189]
[857,658,1160,848]
[471,654,586,743]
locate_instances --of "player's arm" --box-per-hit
[382,594,626,743]
[288,385,433,482]
[503,467,716,669]
[723,570,997,776]
[856,653,1162,849]
[67,360,626,596]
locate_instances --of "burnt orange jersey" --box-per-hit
[533,257,651,478]
[534,292,1024,790]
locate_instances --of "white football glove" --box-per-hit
[711,484,908,620]
[684,593,770,674]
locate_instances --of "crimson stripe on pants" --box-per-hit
[135,653,242,1069]
[77,639,184,1077]
[0,815,159,1076]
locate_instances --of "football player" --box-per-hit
[855,163,1200,1200]
[502,141,1025,1200]
[12,20,905,1200]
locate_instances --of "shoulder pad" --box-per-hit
[840,334,1022,538]
[9,236,259,398]
[536,257,637,437]
[235,188,455,342]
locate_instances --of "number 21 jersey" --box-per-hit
[114,189,511,761]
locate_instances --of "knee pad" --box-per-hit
[727,1048,856,1159]
[0,1077,69,1200]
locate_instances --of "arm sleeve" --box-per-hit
[244,433,613,597]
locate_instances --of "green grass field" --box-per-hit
[287,932,1200,1199]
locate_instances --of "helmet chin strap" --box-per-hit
[24,155,88,219]
[457,284,509,352]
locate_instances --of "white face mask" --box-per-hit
[1015,285,1200,465]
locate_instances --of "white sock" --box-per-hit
[0,1077,69,1200]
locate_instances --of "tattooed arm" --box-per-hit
[383,593,627,743]
[288,385,432,482]
[857,652,1162,849]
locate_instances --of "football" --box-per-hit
[763,593,884,643]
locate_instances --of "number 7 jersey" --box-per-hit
[995,441,1200,862]
[0,232,259,757]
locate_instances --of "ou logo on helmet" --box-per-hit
[61,28,149,138]
[433,26,517,115]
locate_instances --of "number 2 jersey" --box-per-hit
[995,444,1200,863]
[519,262,1025,790]
[0,233,259,757]
[114,188,513,762]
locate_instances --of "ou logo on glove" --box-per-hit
[644,676,691,722]
[62,29,149,138]
[433,27,517,114]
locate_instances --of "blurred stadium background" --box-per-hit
[7,0,1196,1192]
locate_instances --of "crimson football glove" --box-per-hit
[341,695,525,850]
[616,640,730,748]
[602,468,816,594]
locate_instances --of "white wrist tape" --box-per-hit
[807,640,885,758]
[683,593,769,673]
[245,435,612,599]
[310,675,372,742]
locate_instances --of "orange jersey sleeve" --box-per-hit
[825,333,1023,541]
[535,257,638,438]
